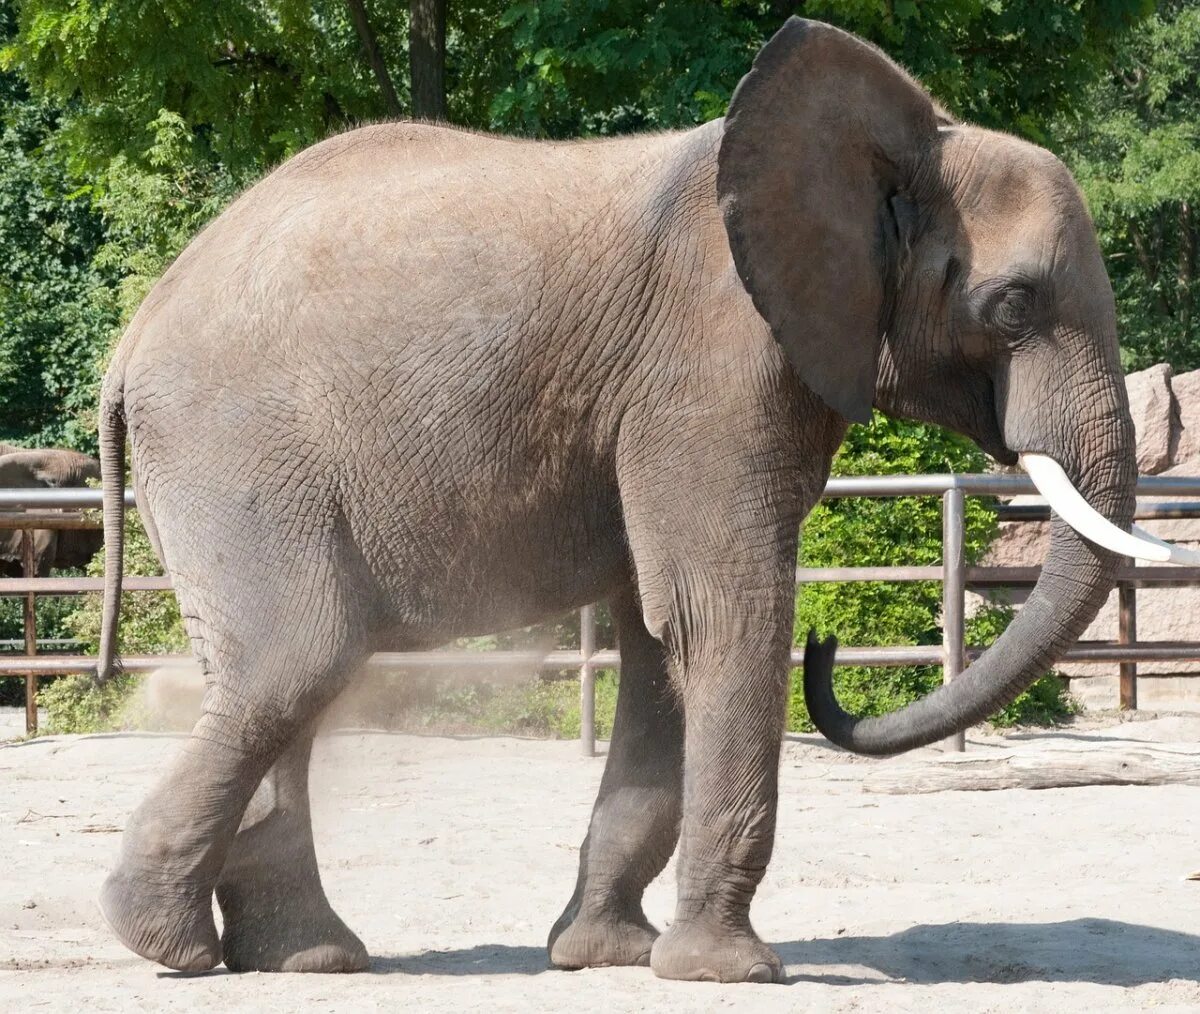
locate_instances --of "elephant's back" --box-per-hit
[116,122,684,414]
[116,122,687,428]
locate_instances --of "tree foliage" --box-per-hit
[807,0,1152,139]
[1056,1,1200,370]
[455,0,1150,139]
[0,4,115,449]
[1,0,406,177]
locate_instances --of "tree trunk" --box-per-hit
[1179,201,1194,333]
[409,0,447,121]
[345,0,403,117]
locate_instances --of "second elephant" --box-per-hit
[0,448,102,577]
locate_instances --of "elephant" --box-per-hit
[94,17,1183,984]
[0,448,102,577]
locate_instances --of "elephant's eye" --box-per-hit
[986,284,1040,335]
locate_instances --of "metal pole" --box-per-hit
[942,489,966,752]
[1119,570,1138,710]
[22,528,37,736]
[579,603,596,757]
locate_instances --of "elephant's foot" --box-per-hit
[548,904,658,969]
[217,879,368,973]
[99,869,221,972]
[649,919,783,984]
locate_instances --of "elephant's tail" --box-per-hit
[96,382,126,684]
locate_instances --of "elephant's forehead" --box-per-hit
[935,126,1092,276]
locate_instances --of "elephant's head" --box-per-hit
[0,449,101,489]
[717,18,1169,754]
[0,449,103,576]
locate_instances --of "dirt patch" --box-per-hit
[3,719,1200,1011]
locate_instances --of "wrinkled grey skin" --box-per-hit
[0,448,101,577]
[95,19,1135,983]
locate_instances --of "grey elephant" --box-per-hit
[94,18,1181,984]
[0,448,102,577]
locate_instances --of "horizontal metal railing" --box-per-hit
[2,475,1200,750]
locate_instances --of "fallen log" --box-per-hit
[861,746,1200,794]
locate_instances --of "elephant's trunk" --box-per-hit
[804,419,1136,756]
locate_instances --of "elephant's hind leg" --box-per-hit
[99,546,371,973]
[216,731,368,972]
[548,587,683,970]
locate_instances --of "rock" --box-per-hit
[982,494,1049,568]
[1172,368,1200,466]
[1125,363,1174,474]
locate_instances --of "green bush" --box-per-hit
[61,510,186,657]
[0,588,86,707]
[38,671,145,734]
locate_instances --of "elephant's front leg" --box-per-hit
[548,586,683,969]
[647,597,793,985]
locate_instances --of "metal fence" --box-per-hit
[4,476,1200,751]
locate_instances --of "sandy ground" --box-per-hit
[5,715,1200,1012]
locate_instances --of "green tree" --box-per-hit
[1055,1,1200,370]
[456,1,1150,139]
[806,0,1153,140]
[0,2,116,449]
[2,1,407,178]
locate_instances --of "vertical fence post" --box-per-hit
[579,603,596,757]
[1119,569,1138,711]
[942,488,966,753]
[21,527,37,736]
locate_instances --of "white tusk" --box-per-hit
[1130,523,1200,566]
[1019,453,1200,566]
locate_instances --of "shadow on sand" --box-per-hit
[782,919,1200,986]
[365,919,1200,986]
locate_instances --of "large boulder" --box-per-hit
[1171,368,1200,466]
[1125,363,1175,474]
[981,494,1048,571]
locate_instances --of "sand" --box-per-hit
[4,713,1200,1012]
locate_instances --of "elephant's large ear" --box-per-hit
[717,18,939,423]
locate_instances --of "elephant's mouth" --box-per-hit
[970,419,1018,467]
[982,437,1019,467]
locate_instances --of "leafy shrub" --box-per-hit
[61,508,186,657]
[0,589,86,707]
[38,671,145,734]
